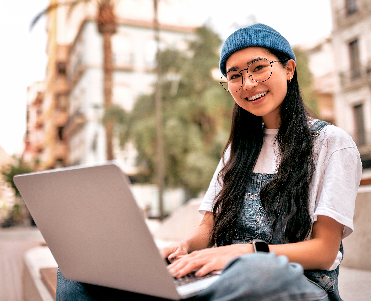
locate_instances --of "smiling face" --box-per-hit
[225,47,295,129]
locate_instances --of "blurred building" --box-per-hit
[331,0,371,170]
[23,81,46,168]
[304,36,336,124]
[64,18,194,170]
[24,0,70,170]
[25,0,196,175]
[23,0,198,216]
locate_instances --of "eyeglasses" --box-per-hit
[220,58,281,91]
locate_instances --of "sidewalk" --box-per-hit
[0,226,44,301]
[339,266,371,301]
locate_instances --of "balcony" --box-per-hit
[338,65,371,92]
[54,76,69,95]
[54,110,69,128]
[35,114,44,129]
[64,111,87,137]
[56,45,69,68]
[54,141,68,161]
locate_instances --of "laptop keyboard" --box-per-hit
[165,258,220,287]
[174,271,218,287]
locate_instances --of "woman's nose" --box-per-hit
[241,70,258,90]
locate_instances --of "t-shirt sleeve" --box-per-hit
[199,147,230,215]
[198,157,223,215]
[312,126,362,239]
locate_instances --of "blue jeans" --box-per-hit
[56,252,329,301]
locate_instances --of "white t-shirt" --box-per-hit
[199,121,362,270]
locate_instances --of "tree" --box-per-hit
[31,0,118,160]
[293,47,320,118]
[1,157,33,226]
[106,26,234,198]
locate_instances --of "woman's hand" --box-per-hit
[168,243,254,278]
[161,241,190,263]
[161,211,214,263]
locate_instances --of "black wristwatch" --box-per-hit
[252,239,270,253]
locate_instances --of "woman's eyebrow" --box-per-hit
[226,57,266,74]
[226,66,238,74]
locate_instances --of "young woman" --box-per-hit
[57,24,362,301]
[161,23,362,300]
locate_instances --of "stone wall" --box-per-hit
[342,185,371,271]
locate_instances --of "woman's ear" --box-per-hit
[286,59,296,81]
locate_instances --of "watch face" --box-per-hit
[254,240,270,252]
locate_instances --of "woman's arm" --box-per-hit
[161,211,214,261]
[270,215,343,270]
[167,215,343,278]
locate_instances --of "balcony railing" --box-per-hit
[338,64,371,91]
[64,111,87,137]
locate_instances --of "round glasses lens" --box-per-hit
[248,58,273,82]
[219,76,229,91]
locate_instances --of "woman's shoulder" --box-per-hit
[310,119,358,152]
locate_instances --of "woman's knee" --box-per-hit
[197,252,328,301]
[56,268,95,301]
[223,252,304,288]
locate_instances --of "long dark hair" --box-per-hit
[210,49,315,246]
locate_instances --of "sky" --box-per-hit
[0,0,332,156]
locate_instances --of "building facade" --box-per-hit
[304,36,336,124]
[25,0,196,174]
[64,18,195,172]
[23,81,46,167]
[24,0,198,216]
[331,0,371,169]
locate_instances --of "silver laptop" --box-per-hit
[14,162,220,300]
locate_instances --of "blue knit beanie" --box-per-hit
[219,23,296,77]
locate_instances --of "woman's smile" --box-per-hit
[245,91,268,102]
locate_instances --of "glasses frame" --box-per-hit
[219,58,282,92]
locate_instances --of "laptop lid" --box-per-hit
[14,163,183,300]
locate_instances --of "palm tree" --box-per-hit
[31,0,118,160]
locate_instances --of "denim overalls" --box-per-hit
[228,120,343,301]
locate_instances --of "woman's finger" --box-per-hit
[195,261,215,277]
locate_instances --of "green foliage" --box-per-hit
[102,30,321,198]
[111,25,234,196]
[293,47,320,118]
[1,157,33,198]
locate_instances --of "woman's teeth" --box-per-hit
[247,92,267,101]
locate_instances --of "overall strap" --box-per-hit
[310,119,330,139]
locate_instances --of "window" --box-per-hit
[144,39,165,69]
[144,40,157,69]
[57,127,64,141]
[112,35,134,67]
[354,104,365,146]
[349,39,361,78]
[346,0,357,15]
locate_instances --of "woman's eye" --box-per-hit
[228,73,241,81]
[250,62,270,73]
[252,65,266,72]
